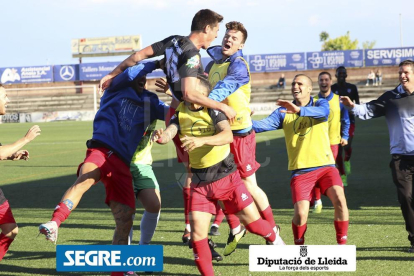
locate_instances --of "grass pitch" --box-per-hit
[0,117,413,275]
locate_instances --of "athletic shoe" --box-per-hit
[38,221,58,244]
[344,161,351,175]
[223,225,246,256]
[341,174,348,187]
[182,228,191,244]
[209,238,218,248]
[312,201,323,213]
[209,239,223,262]
[408,245,414,253]
[266,225,286,245]
[209,226,220,236]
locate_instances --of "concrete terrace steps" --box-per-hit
[7,93,97,113]
[5,84,394,114]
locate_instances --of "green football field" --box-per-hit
[0,117,413,276]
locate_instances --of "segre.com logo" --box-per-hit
[56,245,163,272]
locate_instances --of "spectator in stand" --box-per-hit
[366,70,375,86]
[375,69,382,86]
[270,74,286,89]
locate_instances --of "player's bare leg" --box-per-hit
[242,174,268,210]
[39,163,100,243]
[110,201,135,245]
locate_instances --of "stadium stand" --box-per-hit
[2,66,400,114]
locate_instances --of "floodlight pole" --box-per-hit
[399,14,403,47]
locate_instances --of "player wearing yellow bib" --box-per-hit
[253,74,349,245]
[153,75,283,276]
[312,72,350,213]
[205,21,284,256]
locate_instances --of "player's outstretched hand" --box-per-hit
[181,135,204,152]
[11,150,29,161]
[151,128,164,144]
[99,74,114,94]
[277,99,300,114]
[25,125,41,142]
[340,96,354,108]
[155,78,172,96]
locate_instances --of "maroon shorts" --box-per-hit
[77,148,135,209]
[0,201,16,225]
[166,106,189,164]
[230,131,260,178]
[190,171,254,215]
[291,167,343,204]
[330,144,339,160]
[349,123,355,138]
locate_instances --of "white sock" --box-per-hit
[211,224,220,228]
[231,225,241,235]
[185,223,191,232]
[315,199,322,206]
[128,214,135,245]
[139,211,160,245]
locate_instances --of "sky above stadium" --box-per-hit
[1,0,413,67]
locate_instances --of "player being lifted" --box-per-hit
[100,10,235,248]
[153,75,284,276]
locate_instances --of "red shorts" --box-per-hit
[77,148,135,209]
[330,144,339,160]
[189,171,254,215]
[0,201,16,225]
[166,106,189,164]
[349,123,355,138]
[230,131,261,178]
[291,167,343,204]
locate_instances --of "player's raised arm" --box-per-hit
[181,77,236,121]
[277,99,301,114]
[99,45,155,92]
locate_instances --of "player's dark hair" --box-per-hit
[399,59,414,68]
[226,21,248,43]
[0,83,3,88]
[336,66,346,72]
[294,74,313,86]
[335,66,347,78]
[318,71,332,80]
[191,9,223,32]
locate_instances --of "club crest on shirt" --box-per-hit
[190,119,215,136]
[293,117,312,137]
[347,89,351,93]
[186,55,200,69]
